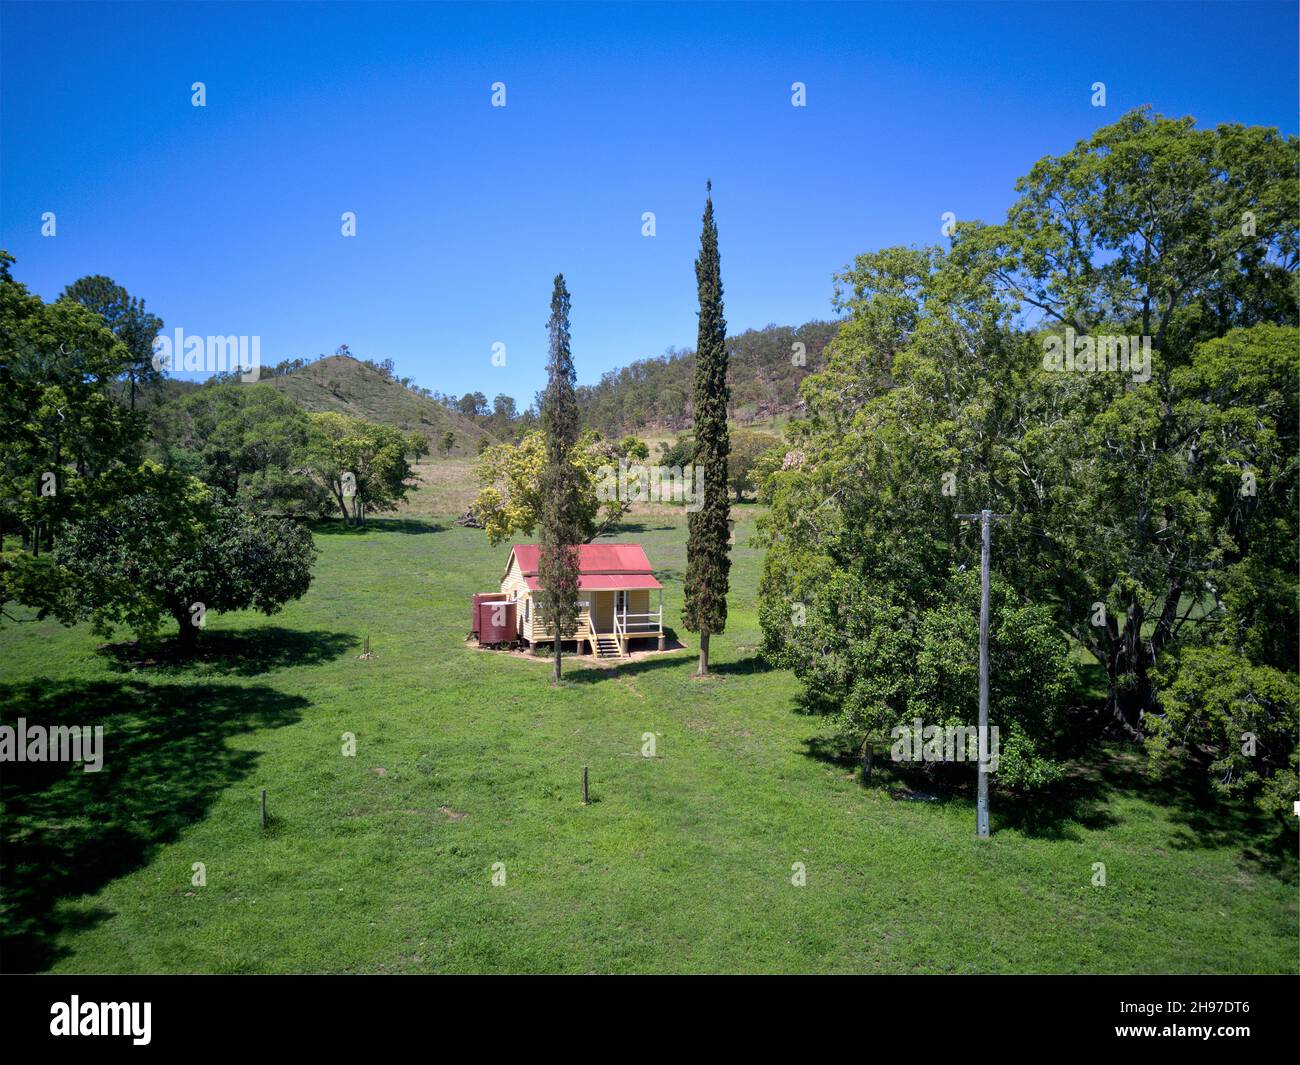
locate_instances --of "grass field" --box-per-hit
[1,509,1295,974]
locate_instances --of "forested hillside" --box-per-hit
[264,354,493,454]
[578,320,840,435]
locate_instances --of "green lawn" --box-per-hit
[1,510,1295,974]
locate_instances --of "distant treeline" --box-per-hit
[412,319,841,443]
[207,323,841,441]
[577,320,841,435]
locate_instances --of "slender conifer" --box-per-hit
[683,183,730,676]
[538,274,583,682]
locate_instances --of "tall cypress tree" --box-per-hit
[537,273,583,683]
[683,182,730,676]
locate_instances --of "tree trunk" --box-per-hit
[697,630,709,676]
[1103,598,1159,739]
[1106,661,1153,739]
[172,608,199,654]
[552,639,562,684]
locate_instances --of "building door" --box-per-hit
[592,591,614,633]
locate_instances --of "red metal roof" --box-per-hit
[523,572,662,591]
[509,544,654,577]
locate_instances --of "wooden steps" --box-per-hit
[593,634,622,659]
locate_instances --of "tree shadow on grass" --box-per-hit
[801,734,1118,840]
[561,652,690,686]
[803,732,1295,861]
[98,627,356,677]
[711,655,775,677]
[609,522,679,535]
[310,518,444,537]
[991,760,1120,840]
[0,677,308,972]
[560,647,771,685]
[1095,751,1297,876]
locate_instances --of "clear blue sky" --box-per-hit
[2,1,1295,405]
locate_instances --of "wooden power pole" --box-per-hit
[957,508,1006,839]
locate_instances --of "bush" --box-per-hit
[1148,646,1299,818]
[763,567,1078,791]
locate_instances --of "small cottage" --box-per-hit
[498,543,664,658]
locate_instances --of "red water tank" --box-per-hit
[471,593,503,635]
[478,599,516,645]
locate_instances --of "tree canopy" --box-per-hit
[304,411,423,524]
[56,465,316,648]
[0,253,146,621]
[759,110,1299,808]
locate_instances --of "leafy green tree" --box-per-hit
[406,431,430,462]
[777,568,1077,790]
[60,274,163,410]
[951,106,1300,728]
[0,253,145,621]
[472,429,622,545]
[658,434,694,469]
[457,392,487,419]
[1003,323,1299,736]
[727,429,780,501]
[160,384,328,518]
[1136,325,1298,814]
[616,435,649,460]
[305,412,420,524]
[236,464,334,520]
[55,465,316,650]
[441,430,456,455]
[683,184,730,675]
[750,443,789,504]
[758,251,1080,788]
[1148,646,1298,818]
[490,394,519,440]
[760,111,1298,805]
[537,274,584,682]
[949,108,1297,364]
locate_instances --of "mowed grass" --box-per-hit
[1,510,1295,974]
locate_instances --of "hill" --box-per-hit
[263,355,493,455]
[578,320,841,436]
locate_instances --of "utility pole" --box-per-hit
[957,508,1006,839]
